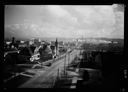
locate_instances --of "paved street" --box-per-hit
[19,49,80,88]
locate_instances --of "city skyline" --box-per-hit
[5,4,124,39]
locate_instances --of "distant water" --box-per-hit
[4,37,124,43]
[40,37,76,42]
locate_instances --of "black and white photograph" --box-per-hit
[3,4,125,91]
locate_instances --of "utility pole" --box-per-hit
[64,54,66,76]
[68,52,70,67]
[55,38,58,56]
[57,68,59,80]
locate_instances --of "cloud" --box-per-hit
[5,5,124,39]
[44,5,78,28]
[47,5,70,17]
[76,6,115,30]
[44,5,116,32]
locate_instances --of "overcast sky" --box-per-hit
[4,5,124,39]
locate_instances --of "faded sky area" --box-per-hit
[4,5,124,39]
